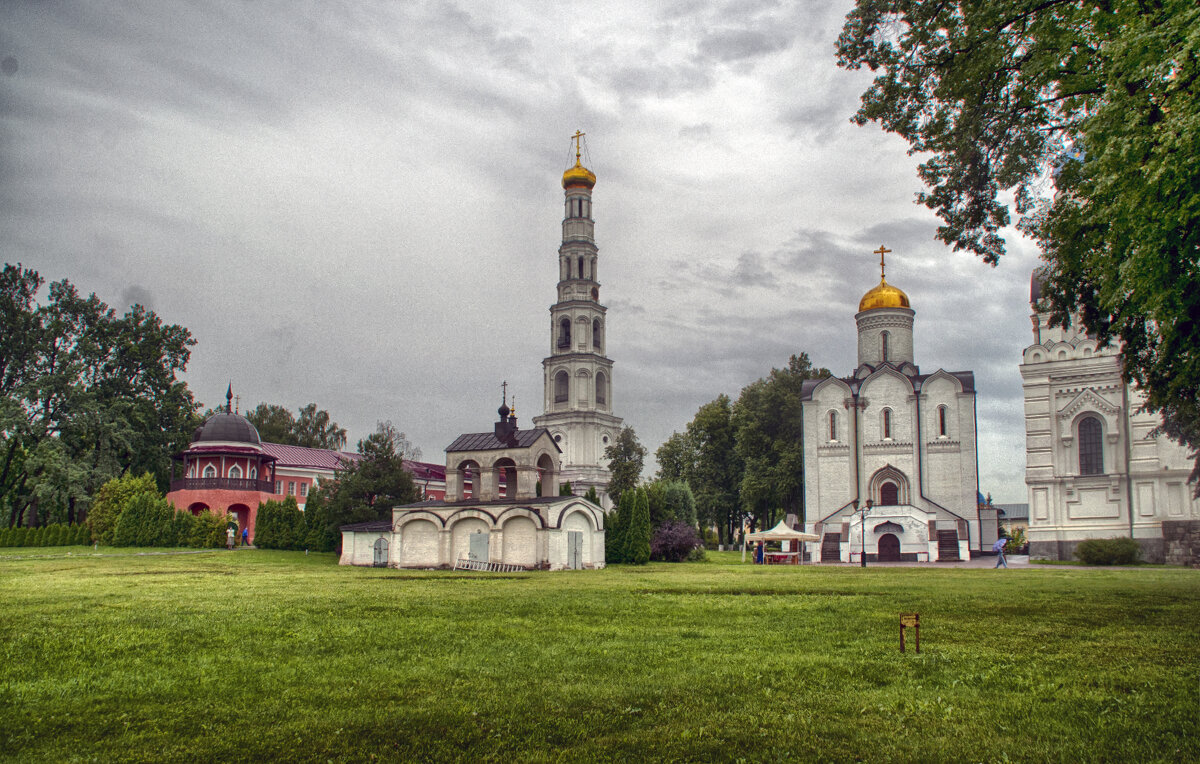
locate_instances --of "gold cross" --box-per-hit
[572,130,585,162]
[874,245,891,279]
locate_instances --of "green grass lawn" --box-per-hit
[1,548,1197,763]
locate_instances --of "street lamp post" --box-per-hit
[854,498,874,567]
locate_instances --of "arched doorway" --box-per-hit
[878,533,901,562]
[373,537,388,567]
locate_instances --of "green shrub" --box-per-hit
[1076,537,1142,565]
[625,487,651,565]
[72,523,91,545]
[89,473,160,546]
[188,511,226,549]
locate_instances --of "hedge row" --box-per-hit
[0,524,91,548]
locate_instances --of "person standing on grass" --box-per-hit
[242,527,248,547]
[993,536,1008,568]
[226,526,235,550]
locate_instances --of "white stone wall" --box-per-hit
[855,308,915,368]
[341,498,606,570]
[1021,307,1200,561]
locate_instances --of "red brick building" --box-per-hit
[166,395,452,542]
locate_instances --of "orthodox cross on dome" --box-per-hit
[874,245,892,280]
[501,380,508,407]
[572,130,585,163]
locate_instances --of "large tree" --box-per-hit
[837,0,1200,488]
[604,425,646,504]
[1,264,198,527]
[316,421,419,549]
[684,395,743,545]
[732,353,830,531]
[246,402,348,450]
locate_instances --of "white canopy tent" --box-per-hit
[745,520,820,564]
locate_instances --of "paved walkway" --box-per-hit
[781,555,1032,569]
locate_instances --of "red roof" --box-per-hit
[260,442,361,471]
[405,460,446,481]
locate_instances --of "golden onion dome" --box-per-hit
[562,158,596,188]
[859,277,911,312]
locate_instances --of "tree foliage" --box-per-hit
[1,264,198,528]
[732,353,830,530]
[604,426,646,504]
[87,472,160,545]
[837,0,1200,488]
[246,402,348,451]
[624,487,652,565]
[253,496,306,550]
[315,421,418,550]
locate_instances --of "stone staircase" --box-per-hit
[936,530,960,562]
[820,532,842,563]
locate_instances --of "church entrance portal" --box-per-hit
[878,533,901,562]
[373,537,388,567]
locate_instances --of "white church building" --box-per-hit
[340,402,606,570]
[801,249,989,562]
[1021,271,1198,562]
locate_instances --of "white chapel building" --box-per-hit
[1021,271,1198,562]
[533,134,622,507]
[800,250,988,562]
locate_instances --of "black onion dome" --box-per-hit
[194,411,261,444]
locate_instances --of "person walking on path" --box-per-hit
[241,527,248,547]
[993,537,1008,568]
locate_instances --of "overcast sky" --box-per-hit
[0,1,1042,503]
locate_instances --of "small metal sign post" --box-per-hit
[900,613,920,653]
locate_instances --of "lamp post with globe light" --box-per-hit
[853,498,874,567]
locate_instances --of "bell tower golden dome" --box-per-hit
[858,245,910,311]
[562,130,596,188]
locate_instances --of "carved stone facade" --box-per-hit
[1021,272,1198,562]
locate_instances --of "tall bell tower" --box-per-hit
[533,132,622,507]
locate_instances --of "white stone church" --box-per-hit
[1021,271,1198,562]
[800,250,990,562]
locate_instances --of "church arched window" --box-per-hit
[554,371,569,403]
[203,464,216,478]
[1078,416,1104,475]
[228,464,242,479]
[829,410,838,441]
[250,466,257,480]
[882,408,892,440]
[579,256,585,280]
[937,405,948,437]
[881,331,890,362]
[593,318,601,349]
[880,481,899,506]
[596,372,607,405]
[558,317,571,348]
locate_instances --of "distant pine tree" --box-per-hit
[625,487,651,565]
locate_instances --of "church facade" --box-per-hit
[533,133,622,508]
[1021,272,1198,562]
[800,251,986,562]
